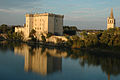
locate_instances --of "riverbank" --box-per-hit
[2,40,120,56]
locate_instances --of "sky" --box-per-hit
[0,0,120,30]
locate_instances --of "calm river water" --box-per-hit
[0,42,120,80]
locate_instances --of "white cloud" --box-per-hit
[0,9,11,13]
[0,8,26,14]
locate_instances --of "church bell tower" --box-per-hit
[107,8,116,29]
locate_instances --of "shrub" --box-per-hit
[29,29,36,37]
[47,32,53,38]
[41,35,46,42]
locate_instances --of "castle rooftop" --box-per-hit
[25,13,64,18]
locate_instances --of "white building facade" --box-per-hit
[15,13,64,40]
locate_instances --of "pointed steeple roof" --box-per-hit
[110,8,114,18]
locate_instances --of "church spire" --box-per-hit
[110,8,114,18]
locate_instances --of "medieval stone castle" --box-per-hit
[15,13,64,40]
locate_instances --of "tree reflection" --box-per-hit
[69,49,120,80]
[0,41,22,53]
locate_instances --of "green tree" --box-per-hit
[113,35,120,47]
[29,29,37,41]
[0,24,8,33]
[29,29,36,37]
[7,32,23,41]
[47,32,53,38]
[41,35,46,42]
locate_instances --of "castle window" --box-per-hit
[111,20,113,23]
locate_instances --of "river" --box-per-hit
[0,41,120,80]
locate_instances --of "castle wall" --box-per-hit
[54,17,63,35]
[25,13,64,36]
[48,16,55,34]
[31,15,48,34]
[15,13,64,40]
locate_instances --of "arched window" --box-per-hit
[110,20,111,23]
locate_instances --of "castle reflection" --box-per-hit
[14,44,68,75]
[11,43,120,79]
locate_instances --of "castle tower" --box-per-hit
[107,8,116,29]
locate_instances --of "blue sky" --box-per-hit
[0,0,120,29]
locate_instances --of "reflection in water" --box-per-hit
[2,42,120,79]
[69,49,120,80]
[14,44,68,75]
